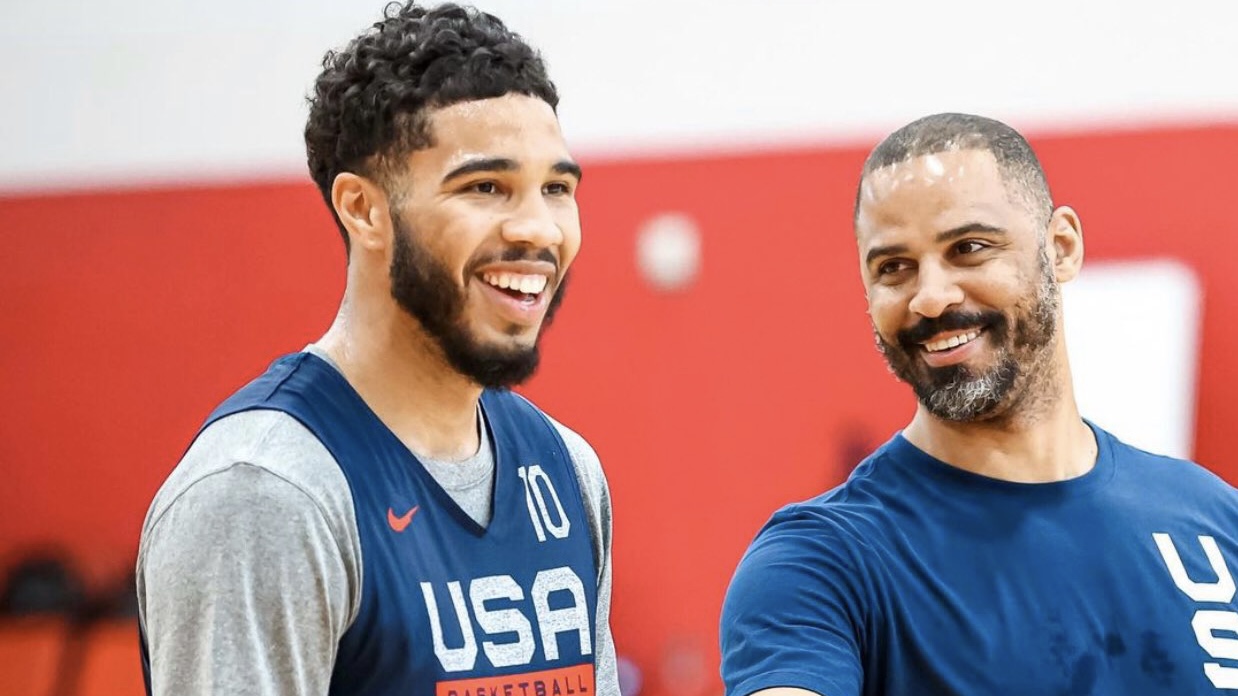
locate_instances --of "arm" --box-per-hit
[138,457,355,695]
[720,509,865,696]
[551,419,621,696]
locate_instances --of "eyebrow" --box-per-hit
[864,222,1007,266]
[938,222,1006,241]
[554,160,583,182]
[441,157,583,185]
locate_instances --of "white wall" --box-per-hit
[1064,261,1201,459]
[2,0,1238,190]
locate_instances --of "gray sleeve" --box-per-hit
[549,417,620,696]
[136,411,362,696]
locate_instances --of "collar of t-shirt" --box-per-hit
[884,419,1116,501]
[300,344,496,495]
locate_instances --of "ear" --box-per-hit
[331,172,393,253]
[1046,206,1084,283]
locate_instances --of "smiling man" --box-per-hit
[720,113,1238,695]
[136,4,618,695]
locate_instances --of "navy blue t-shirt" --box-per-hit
[721,423,1238,695]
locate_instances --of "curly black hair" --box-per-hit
[305,2,559,251]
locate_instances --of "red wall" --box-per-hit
[2,125,1236,695]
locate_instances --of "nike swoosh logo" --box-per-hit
[387,505,419,532]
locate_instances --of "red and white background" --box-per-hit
[2,2,1237,694]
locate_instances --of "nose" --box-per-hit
[501,193,564,249]
[907,261,964,318]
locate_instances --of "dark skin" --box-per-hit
[318,95,582,461]
[855,148,1095,484]
[748,149,1094,696]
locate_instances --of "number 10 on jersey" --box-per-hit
[517,465,571,542]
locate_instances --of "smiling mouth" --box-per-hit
[923,329,982,353]
[481,271,549,303]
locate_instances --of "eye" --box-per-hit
[544,181,574,196]
[877,259,910,277]
[955,240,989,255]
[467,181,500,195]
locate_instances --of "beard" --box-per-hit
[388,215,568,389]
[875,248,1060,422]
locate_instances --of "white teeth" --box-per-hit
[925,330,980,353]
[482,272,547,295]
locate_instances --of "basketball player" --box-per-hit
[136,4,619,694]
[720,113,1238,695]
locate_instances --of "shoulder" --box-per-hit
[754,445,898,557]
[1101,425,1235,496]
[139,409,361,577]
[509,394,609,499]
[541,410,611,524]
[743,496,877,583]
[147,410,352,523]
[547,417,605,488]
[727,447,903,612]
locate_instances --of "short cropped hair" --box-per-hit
[856,113,1052,228]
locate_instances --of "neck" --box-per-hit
[316,292,482,461]
[902,347,1097,483]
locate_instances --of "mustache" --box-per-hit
[897,310,1004,346]
[466,247,559,276]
